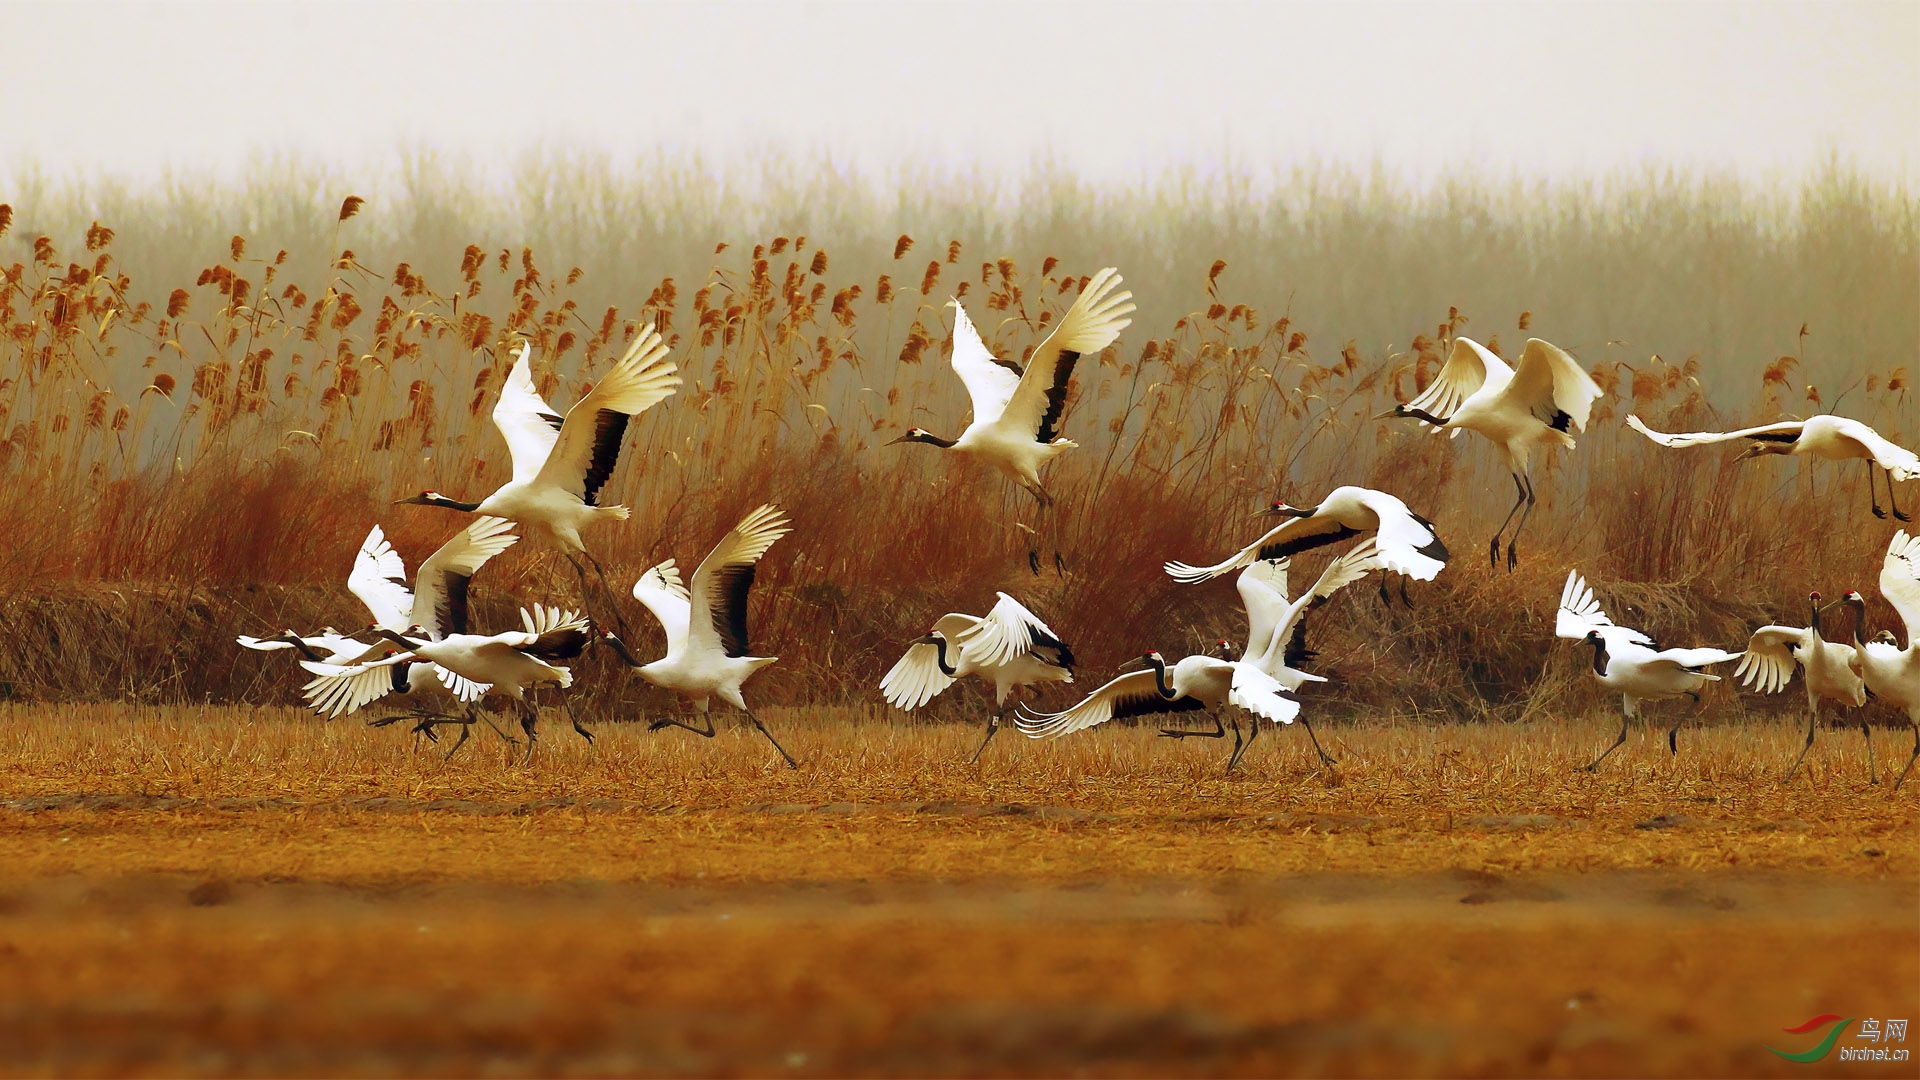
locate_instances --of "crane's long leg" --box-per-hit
[1894,720,1918,792]
[1863,720,1877,785]
[1586,710,1630,772]
[744,708,799,769]
[1159,713,1227,739]
[1505,472,1538,572]
[1299,715,1337,767]
[1490,472,1528,569]
[649,712,717,737]
[968,712,1003,763]
[560,689,593,745]
[518,699,540,765]
[1667,691,1703,755]
[1783,699,1819,783]
[1867,460,1886,519]
[1221,715,1244,772]
[1237,714,1263,769]
[1886,465,1911,523]
[442,720,472,760]
[584,550,634,636]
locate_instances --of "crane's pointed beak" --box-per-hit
[1371,407,1403,421]
[1115,655,1151,673]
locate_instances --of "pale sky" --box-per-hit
[2,0,1915,187]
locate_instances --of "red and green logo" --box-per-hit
[1768,1015,1854,1062]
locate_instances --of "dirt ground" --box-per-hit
[0,705,1914,1076]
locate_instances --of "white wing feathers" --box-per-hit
[1503,338,1603,433]
[411,516,518,637]
[994,268,1134,441]
[634,559,693,657]
[433,664,491,703]
[878,614,978,712]
[1624,414,1805,449]
[532,325,682,502]
[348,525,415,631]
[1555,571,1655,645]
[948,303,1022,427]
[1236,560,1292,665]
[1882,530,1920,648]
[493,343,566,485]
[953,592,1065,669]
[1227,663,1301,726]
[1833,418,1920,481]
[301,653,409,720]
[1401,337,1509,432]
[1015,668,1162,739]
[685,504,791,661]
[1734,626,1807,694]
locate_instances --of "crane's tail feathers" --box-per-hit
[599,504,633,521]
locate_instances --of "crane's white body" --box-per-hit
[1387,337,1602,566]
[403,332,681,553]
[603,505,800,766]
[1735,595,1867,781]
[1858,531,1920,719]
[1015,652,1299,739]
[1166,486,1444,584]
[1625,413,1918,479]
[880,593,1073,710]
[893,269,1134,499]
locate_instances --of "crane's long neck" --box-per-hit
[422,493,483,512]
[377,629,425,650]
[282,634,327,664]
[1393,404,1450,427]
[929,635,957,677]
[1148,656,1175,699]
[600,633,645,668]
[1845,598,1869,649]
[1587,637,1610,677]
[1809,599,1823,641]
[904,430,957,448]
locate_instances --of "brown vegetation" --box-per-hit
[0,168,1913,726]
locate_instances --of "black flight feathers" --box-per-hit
[1034,350,1081,444]
[709,563,759,658]
[581,408,631,507]
[1256,523,1362,563]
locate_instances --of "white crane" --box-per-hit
[889,268,1134,508]
[1555,570,1743,769]
[396,331,682,622]
[1379,337,1603,570]
[1840,529,1920,789]
[879,591,1075,761]
[1015,644,1304,772]
[1625,413,1918,521]
[598,504,799,768]
[238,628,368,665]
[1214,541,1382,768]
[302,604,592,759]
[1164,486,1446,593]
[1734,592,1868,783]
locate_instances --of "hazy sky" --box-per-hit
[3,0,1915,187]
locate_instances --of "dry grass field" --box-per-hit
[0,704,1913,1075]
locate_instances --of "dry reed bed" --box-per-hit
[0,173,1914,715]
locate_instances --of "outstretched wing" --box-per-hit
[1625,414,1806,449]
[948,302,1023,427]
[878,613,978,711]
[1351,489,1448,581]
[348,525,415,631]
[1651,646,1742,671]
[1015,668,1197,739]
[1499,338,1603,435]
[300,653,410,720]
[1734,626,1807,694]
[1399,337,1511,432]
[410,516,518,638]
[492,342,566,485]
[1165,515,1362,584]
[1227,663,1302,725]
[686,504,791,660]
[992,268,1133,444]
[1882,529,1920,648]
[953,592,1073,671]
[1252,540,1381,676]
[1236,559,1292,665]
[1830,417,1920,482]
[518,605,591,661]
[533,324,682,506]
[633,559,693,657]
[1554,570,1655,646]
[431,663,491,703]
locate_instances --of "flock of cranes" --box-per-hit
[235,267,1920,788]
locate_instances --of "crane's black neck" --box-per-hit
[901,430,957,448]
[1809,598,1823,638]
[281,634,327,664]
[1586,636,1610,676]
[1844,597,1869,648]
[1147,655,1175,698]
[377,628,425,650]
[929,635,957,677]
[420,493,483,512]
[600,633,644,668]
[1393,404,1451,427]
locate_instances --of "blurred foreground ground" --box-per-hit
[0,706,1913,1076]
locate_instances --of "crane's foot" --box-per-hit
[1506,541,1519,573]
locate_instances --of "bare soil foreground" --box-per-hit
[0,705,1914,1076]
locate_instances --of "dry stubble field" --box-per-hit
[0,703,1914,1077]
